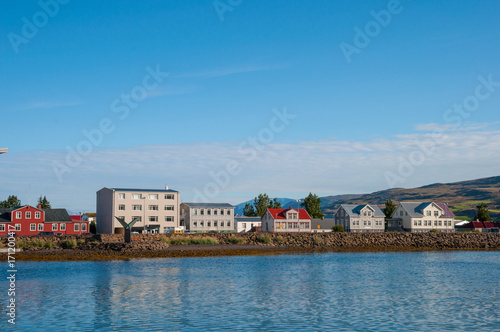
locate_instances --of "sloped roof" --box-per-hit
[311,218,336,229]
[182,203,234,208]
[234,217,261,223]
[111,187,179,193]
[435,203,456,218]
[460,221,500,229]
[43,209,72,222]
[340,204,385,217]
[267,208,311,220]
[399,202,453,218]
[0,209,12,223]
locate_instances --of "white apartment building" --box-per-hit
[96,187,180,234]
[334,204,385,232]
[389,202,455,232]
[234,216,261,233]
[180,203,234,233]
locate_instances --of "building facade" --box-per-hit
[334,204,385,232]
[389,202,455,232]
[180,203,235,233]
[234,216,261,233]
[311,218,336,232]
[261,207,312,233]
[0,205,88,236]
[96,187,180,234]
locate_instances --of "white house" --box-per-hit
[334,204,385,232]
[389,202,455,232]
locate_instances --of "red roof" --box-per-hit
[70,215,83,221]
[460,221,500,229]
[267,207,311,220]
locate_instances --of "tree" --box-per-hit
[270,198,282,209]
[242,203,257,217]
[90,221,97,234]
[254,193,271,217]
[37,195,51,209]
[475,202,491,221]
[301,193,324,218]
[0,195,21,208]
[384,199,396,219]
[332,225,344,232]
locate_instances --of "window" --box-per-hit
[132,216,142,222]
[149,205,158,211]
[52,224,58,231]
[74,223,79,231]
[165,205,174,211]
[60,223,66,231]
[193,222,197,227]
[119,193,126,199]
[38,224,44,231]
[227,221,231,227]
[201,209,205,215]
[149,216,158,222]
[30,224,36,231]
[200,221,204,227]
[215,221,218,227]
[364,220,367,226]
[26,211,31,219]
[0,224,4,232]
[207,209,211,215]
[438,220,442,226]
[367,221,372,226]
[165,194,174,199]
[214,209,218,215]
[132,205,142,211]
[426,211,431,216]
[208,221,211,227]
[149,194,158,200]
[165,216,174,222]
[418,220,422,226]
[16,212,21,219]
[227,210,231,215]
[118,204,125,210]
[434,211,439,217]
[35,211,41,219]
[15,224,21,231]
[400,211,403,216]
[132,194,142,199]
[193,209,198,215]
[414,220,417,226]
[434,221,437,226]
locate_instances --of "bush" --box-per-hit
[332,225,344,232]
[164,236,219,245]
[274,236,284,243]
[225,237,245,244]
[429,229,441,233]
[313,236,321,244]
[256,234,271,244]
[44,241,53,248]
[59,239,77,249]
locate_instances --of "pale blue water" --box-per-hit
[3,251,500,331]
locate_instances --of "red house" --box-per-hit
[0,205,90,236]
[261,207,312,232]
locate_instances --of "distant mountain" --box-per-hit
[322,175,500,222]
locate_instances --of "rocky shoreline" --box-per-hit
[1,232,499,261]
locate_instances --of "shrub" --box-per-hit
[332,225,344,232]
[165,236,219,245]
[59,239,77,249]
[274,236,284,243]
[429,229,441,233]
[256,234,271,244]
[44,241,53,248]
[225,237,245,244]
[313,236,321,244]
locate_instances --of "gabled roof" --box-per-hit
[111,187,179,193]
[181,203,234,208]
[0,209,12,223]
[43,209,72,223]
[311,218,336,229]
[398,202,453,218]
[266,208,311,220]
[460,221,500,229]
[340,204,385,217]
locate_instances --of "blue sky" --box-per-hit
[1,0,500,212]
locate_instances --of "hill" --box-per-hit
[322,176,500,221]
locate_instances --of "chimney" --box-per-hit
[38,205,42,209]
[165,186,169,190]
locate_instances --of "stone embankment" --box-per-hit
[1,232,499,261]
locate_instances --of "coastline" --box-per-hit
[2,232,499,261]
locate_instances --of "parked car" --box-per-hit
[36,231,55,236]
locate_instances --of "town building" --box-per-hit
[96,187,180,234]
[457,221,500,232]
[261,207,312,232]
[389,202,455,232]
[334,204,385,232]
[180,203,235,233]
[311,218,336,232]
[0,205,88,236]
[234,216,261,233]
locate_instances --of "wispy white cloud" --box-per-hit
[145,85,199,98]
[13,100,83,112]
[1,123,499,212]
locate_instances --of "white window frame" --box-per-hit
[119,193,126,199]
[30,223,36,231]
[149,205,159,211]
[52,223,58,231]
[165,216,174,222]
[0,224,5,232]
[74,223,80,231]
[149,216,158,222]
[16,212,21,219]
[15,224,21,231]
[149,194,158,200]
[132,205,142,211]
[164,205,174,211]
[35,211,41,219]
[26,211,31,219]
[165,194,174,199]
[38,223,44,231]
[132,194,143,199]
[118,204,125,210]
[82,223,87,231]
[60,223,66,231]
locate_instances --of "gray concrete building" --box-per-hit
[180,203,234,233]
[335,204,385,232]
[96,187,180,234]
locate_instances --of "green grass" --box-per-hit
[225,237,245,244]
[164,236,219,245]
[16,240,53,249]
[455,215,472,221]
[332,225,345,232]
[256,234,271,244]
[59,239,77,249]
[274,236,284,244]
[313,236,321,244]
[464,200,491,205]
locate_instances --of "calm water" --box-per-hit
[3,251,500,331]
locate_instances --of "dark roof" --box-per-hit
[0,209,12,223]
[398,202,454,218]
[181,203,234,208]
[235,217,261,223]
[43,209,72,222]
[311,218,336,229]
[111,187,179,193]
[340,204,385,217]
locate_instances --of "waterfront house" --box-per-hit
[261,207,312,232]
[457,221,500,232]
[96,187,180,234]
[311,218,336,232]
[334,204,385,232]
[0,205,87,236]
[234,216,261,233]
[180,203,235,233]
[390,202,455,232]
